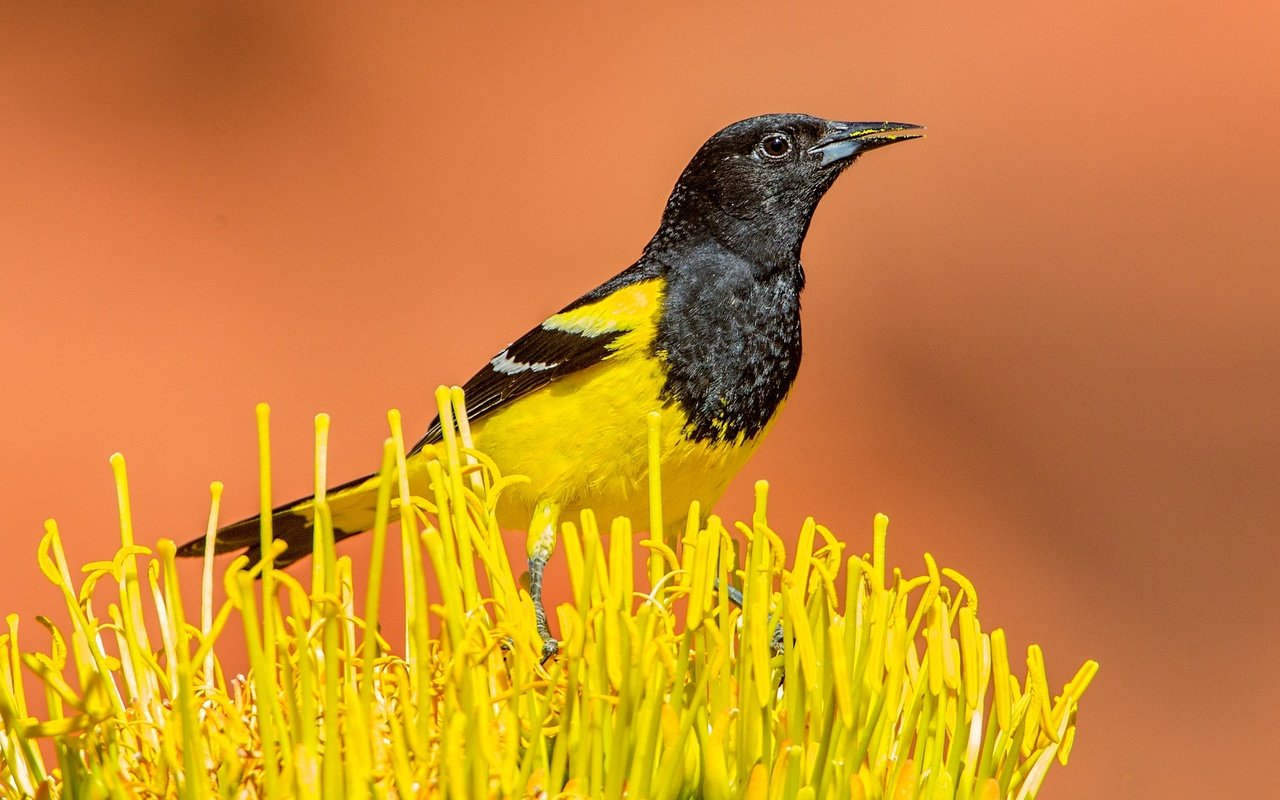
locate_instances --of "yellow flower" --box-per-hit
[0,389,1096,799]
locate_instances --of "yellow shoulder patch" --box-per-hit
[542,279,663,336]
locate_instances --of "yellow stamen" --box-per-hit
[0,403,1095,799]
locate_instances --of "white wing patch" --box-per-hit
[540,315,620,336]
[489,348,560,375]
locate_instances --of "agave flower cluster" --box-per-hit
[0,389,1096,799]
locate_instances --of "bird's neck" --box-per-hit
[647,187,816,277]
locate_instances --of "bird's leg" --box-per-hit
[527,500,561,663]
[719,578,786,657]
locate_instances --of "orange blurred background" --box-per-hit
[2,3,1277,796]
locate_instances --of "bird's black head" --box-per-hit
[649,113,922,269]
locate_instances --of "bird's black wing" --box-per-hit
[409,260,662,453]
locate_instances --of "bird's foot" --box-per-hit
[770,624,786,657]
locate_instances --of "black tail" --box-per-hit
[175,472,380,569]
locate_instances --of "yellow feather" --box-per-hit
[542,279,661,335]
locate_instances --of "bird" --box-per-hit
[177,113,922,661]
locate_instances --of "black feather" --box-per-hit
[174,471,373,569]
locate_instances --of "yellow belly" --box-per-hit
[462,355,774,531]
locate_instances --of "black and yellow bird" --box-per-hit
[177,113,921,659]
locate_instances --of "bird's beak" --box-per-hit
[809,121,925,166]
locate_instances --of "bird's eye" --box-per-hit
[759,133,792,159]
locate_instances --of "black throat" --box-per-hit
[647,236,804,443]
